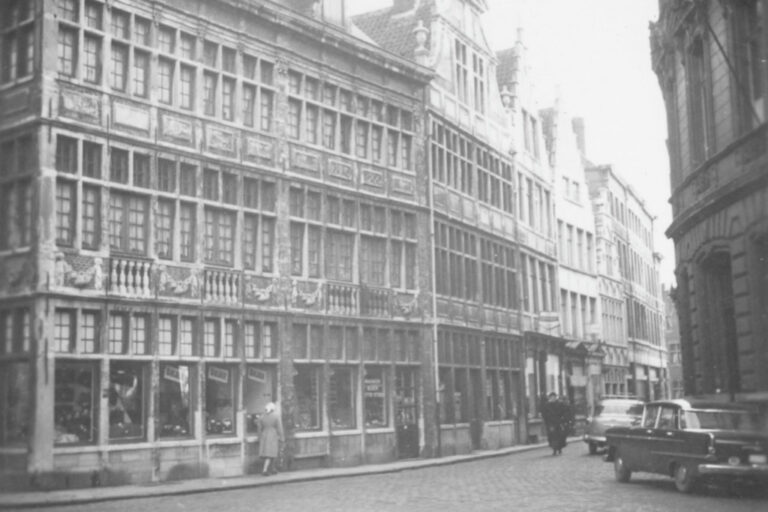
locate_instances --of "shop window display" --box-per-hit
[205,365,235,435]
[293,365,321,431]
[158,363,193,437]
[109,362,145,440]
[364,367,387,428]
[244,365,276,434]
[0,363,30,445]
[329,366,356,429]
[54,361,97,444]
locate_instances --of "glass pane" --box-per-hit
[364,367,387,428]
[294,366,321,431]
[109,362,145,440]
[0,362,30,445]
[329,367,356,429]
[54,362,97,444]
[244,365,276,434]
[158,364,192,437]
[205,365,235,435]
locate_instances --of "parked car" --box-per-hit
[604,399,768,493]
[583,397,644,454]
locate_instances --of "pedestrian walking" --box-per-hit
[541,392,572,456]
[257,402,284,476]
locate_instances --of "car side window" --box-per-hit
[657,406,678,430]
[643,405,660,428]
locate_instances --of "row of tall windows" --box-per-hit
[0,133,34,251]
[0,0,34,85]
[557,221,595,273]
[518,171,552,236]
[626,299,662,345]
[559,290,597,340]
[601,297,624,346]
[520,254,557,314]
[286,69,414,170]
[454,39,487,114]
[430,120,514,213]
[434,221,517,308]
[287,186,418,288]
[55,0,276,126]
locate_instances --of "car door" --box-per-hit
[632,404,661,471]
[649,405,684,475]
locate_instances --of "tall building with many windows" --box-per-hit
[0,0,434,489]
[651,0,768,402]
[541,102,604,418]
[356,0,532,454]
[586,165,666,401]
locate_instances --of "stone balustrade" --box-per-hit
[205,269,240,304]
[109,258,153,297]
[361,286,390,317]
[326,282,358,315]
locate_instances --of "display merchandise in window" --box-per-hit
[293,365,321,431]
[205,365,235,435]
[244,365,276,434]
[109,362,145,440]
[54,362,97,444]
[364,367,387,428]
[158,364,193,437]
[329,367,356,429]
[0,362,30,445]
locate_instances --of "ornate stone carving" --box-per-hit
[291,280,323,308]
[156,265,201,297]
[53,253,103,290]
[394,292,419,317]
[328,160,353,181]
[246,278,277,303]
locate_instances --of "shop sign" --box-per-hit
[247,367,267,383]
[208,366,229,384]
[163,365,181,383]
[364,378,384,398]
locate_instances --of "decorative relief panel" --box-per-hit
[436,298,451,318]
[59,86,101,124]
[154,265,201,299]
[112,100,150,135]
[53,253,104,291]
[291,280,323,310]
[206,125,237,156]
[159,111,195,146]
[391,175,415,196]
[244,135,275,166]
[290,146,321,173]
[244,275,280,307]
[361,168,385,189]
[327,159,354,182]
[392,292,419,318]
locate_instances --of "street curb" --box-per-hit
[0,437,582,509]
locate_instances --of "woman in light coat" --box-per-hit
[257,402,284,475]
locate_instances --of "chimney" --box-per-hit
[572,117,586,157]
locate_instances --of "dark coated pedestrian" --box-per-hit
[257,402,284,476]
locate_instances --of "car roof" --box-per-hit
[598,398,644,404]
[644,398,757,411]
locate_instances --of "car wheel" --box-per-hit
[588,442,598,455]
[614,454,631,483]
[674,463,696,493]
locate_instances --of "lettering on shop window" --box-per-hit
[208,366,229,384]
[163,365,181,383]
[247,367,267,383]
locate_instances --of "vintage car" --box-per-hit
[583,397,644,454]
[604,399,768,493]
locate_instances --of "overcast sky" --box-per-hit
[349,0,674,286]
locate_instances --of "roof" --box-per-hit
[647,398,760,411]
[495,47,517,87]
[352,1,434,60]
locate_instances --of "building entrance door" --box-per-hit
[395,367,419,459]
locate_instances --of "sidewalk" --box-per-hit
[0,438,580,509]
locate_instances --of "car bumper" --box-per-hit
[698,463,768,478]
[583,434,607,445]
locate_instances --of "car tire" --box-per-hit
[588,442,598,455]
[674,463,696,493]
[614,454,631,483]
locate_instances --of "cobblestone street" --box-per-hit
[38,445,766,512]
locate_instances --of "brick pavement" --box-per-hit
[5,442,767,512]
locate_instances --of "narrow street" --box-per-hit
[40,445,766,512]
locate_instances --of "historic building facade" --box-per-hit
[541,102,604,418]
[664,285,683,398]
[651,0,768,402]
[356,0,532,454]
[586,165,666,401]
[0,0,434,489]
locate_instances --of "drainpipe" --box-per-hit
[426,112,441,458]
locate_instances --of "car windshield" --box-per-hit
[595,402,644,416]
[683,409,762,432]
